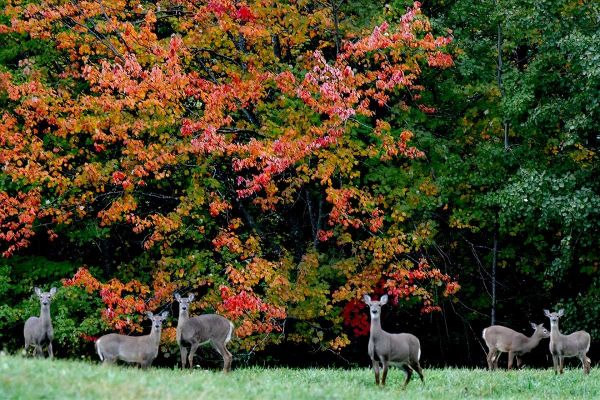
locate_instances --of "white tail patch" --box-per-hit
[482,328,487,340]
[95,338,104,361]
[225,321,234,344]
[418,347,421,361]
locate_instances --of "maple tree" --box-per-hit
[0,0,459,351]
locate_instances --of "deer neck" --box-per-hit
[550,321,562,337]
[176,309,188,343]
[370,314,383,335]
[40,304,52,327]
[149,325,162,346]
[178,309,189,326]
[522,333,543,352]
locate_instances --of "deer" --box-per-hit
[175,293,235,372]
[95,311,168,368]
[482,323,550,370]
[363,294,424,388]
[24,287,57,358]
[544,309,591,375]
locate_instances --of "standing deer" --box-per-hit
[544,309,591,375]
[482,323,550,370]
[24,287,57,358]
[175,293,234,372]
[95,311,168,368]
[363,294,424,388]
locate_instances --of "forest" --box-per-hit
[0,0,598,368]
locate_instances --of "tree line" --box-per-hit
[0,0,598,367]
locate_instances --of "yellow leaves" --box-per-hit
[97,194,138,226]
[569,143,597,167]
[418,179,438,196]
[328,334,351,351]
[448,215,476,230]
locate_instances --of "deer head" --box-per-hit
[174,293,195,312]
[530,322,550,338]
[543,309,564,326]
[363,294,388,319]
[146,311,168,329]
[34,287,57,308]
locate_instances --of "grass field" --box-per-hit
[0,355,598,399]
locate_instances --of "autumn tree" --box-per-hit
[0,0,458,353]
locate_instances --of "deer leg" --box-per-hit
[507,351,515,370]
[583,355,591,375]
[48,342,53,359]
[516,356,523,369]
[492,351,501,370]
[371,359,380,385]
[402,365,413,389]
[211,340,233,373]
[486,349,494,370]
[412,361,424,383]
[380,359,389,386]
[188,342,200,369]
[551,354,559,374]
[102,356,116,366]
[559,356,564,374]
[179,345,188,369]
[34,345,43,358]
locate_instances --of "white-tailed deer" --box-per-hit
[544,309,591,375]
[175,293,234,372]
[24,287,57,358]
[95,311,168,368]
[482,323,549,370]
[363,294,424,388]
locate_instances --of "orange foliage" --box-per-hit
[2,1,459,350]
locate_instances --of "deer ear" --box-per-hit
[49,287,57,296]
[161,311,169,318]
[380,294,388,305]
[174,293,181,301]
[543,309,550,317]
[34,287,41,296]
[146,311,154,319]
[558,309,564,317]
[188,293,195,301]
[363,295,372,305]
[530,322,537,330]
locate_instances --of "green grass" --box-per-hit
[0,355,598,399]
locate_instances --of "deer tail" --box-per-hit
[225,321,235,344]
[95,338,104,361]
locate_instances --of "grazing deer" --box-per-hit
[175,293,234,372]
[363,294,424,388]
[95,311,168,368]
[544,309,591,375]
[482,323,550,370]
[24,287,57,358]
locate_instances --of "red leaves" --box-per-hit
[235,5,255,22]
[1,0,460,352]
[342,299,370,336]
[209,193,232,217]
[64,267,176,334]
[112,171,126,183]
[0,191,41,257]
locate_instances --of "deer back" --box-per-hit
[372,331,420,363]
[551,330,591,356]
[97,333,159,364]
[180,314,233,345]
[483,325,529,351]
